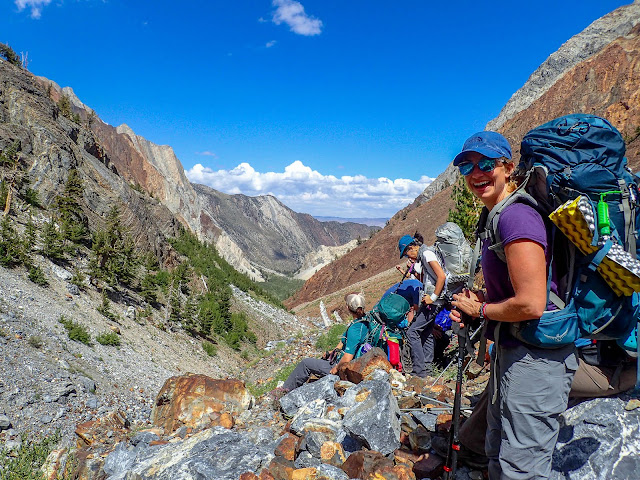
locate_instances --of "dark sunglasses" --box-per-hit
[457,157,503,176]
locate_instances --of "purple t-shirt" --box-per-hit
[482,202,555,345]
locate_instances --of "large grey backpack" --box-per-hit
[432,222,472,294]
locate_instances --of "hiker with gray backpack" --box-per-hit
[450,116,640,480]
[397,224,471,378]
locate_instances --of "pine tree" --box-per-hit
[0,43,21,67]
[41,216,65,261]
[0,215,23,266]
[447,175,483,241]
[54,169,88,245]
[90,205,140,287]
[169,283,182,324]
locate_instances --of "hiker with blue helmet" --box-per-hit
[449,131,578,479]
[397,232,447,378]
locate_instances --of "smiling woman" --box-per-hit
[450,131,577,480]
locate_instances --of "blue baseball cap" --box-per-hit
[453,131,512,166]
[398,235,415,258]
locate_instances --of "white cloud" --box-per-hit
[265,40,277,48]
[185,160,432,218]
[195,151,218,158]
[15,0,52,19]
[272,0,322,36]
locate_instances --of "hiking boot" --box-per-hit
[265,386,290,408]
[431,435,489,470]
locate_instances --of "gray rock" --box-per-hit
[316,463,350,480]
[130,431,160,447]
[51,264,72,281]
[40,415,53,424]
[549,397,640,480]
[78,376,96,393]
[342,380,401,455]
[301,431,331,458]
[245,427,277,447]
[290,399,327,435]
[86,397,99,409]
[412,411,439,432]
[67,283,80,296]
[340,433,364,453]
[104,442,137,476]
[280,374,339,417]
[104,427,274,480]
[0,415,11,430]
[294,450,321,469]
[48,381,75,402]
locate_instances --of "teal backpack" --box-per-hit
[479,114,640,361]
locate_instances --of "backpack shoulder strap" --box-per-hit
[480,190,539,263]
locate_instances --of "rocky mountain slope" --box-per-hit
[286,1,640,310]
[31,72,376,280]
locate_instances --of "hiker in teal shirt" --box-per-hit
[280,293,370,392]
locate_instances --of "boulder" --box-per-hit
[101,427,274,480]
[550,396,640,480]
[342,380,401,455]
[151,374,252,434]
[340,450,394,479]
[339,347,392,384]
[274,433,300,462]
[290,399,327,435]
[280,375,339,417]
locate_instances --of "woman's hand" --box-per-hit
[450,289,483,327]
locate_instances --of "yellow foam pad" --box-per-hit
[549,195,640,296]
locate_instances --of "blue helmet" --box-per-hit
[398,235,415,258]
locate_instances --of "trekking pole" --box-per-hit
[443,319,468,480]
[430,322,484,387]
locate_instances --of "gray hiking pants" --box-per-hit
[486,342,577,480]
[282,357,332,391]
[407,304,441,378]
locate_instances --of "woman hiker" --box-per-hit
[397,233,447,378]
[449,131,578,479]
[278,292,369,393]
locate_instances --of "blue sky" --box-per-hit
[1,0,630,217]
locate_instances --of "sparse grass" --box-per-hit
[247,363,297,398]
[0,328,6,337]
[96,331,121,346]
[59,315,91,345]
[0,431,61,480]
[27,335,43,349]
[202,340,217,357]
[315,324,347,352]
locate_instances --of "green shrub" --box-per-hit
[315,324,347,352]
[59,315,91,345]
[27,335,43,349]
[23,188,41,208]
[202,340,217,357]
[0,431,61,480]
[27,265,48,286]
[96,331,121,346]
[97,290,118,321]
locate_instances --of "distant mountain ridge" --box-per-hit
[313,216,388,227]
